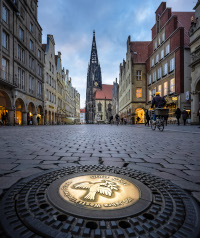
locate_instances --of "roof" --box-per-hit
[42,44,46,52]
[172,12,195,46]
[95,84,113,100]
[80,109,85,113]
[130,41,150,63]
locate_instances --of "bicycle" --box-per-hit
[150,108,169,131]
[151,116,165,131]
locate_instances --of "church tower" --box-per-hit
[85,31,102,123]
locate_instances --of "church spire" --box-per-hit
[90,30,98,65]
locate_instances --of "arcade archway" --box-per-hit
[15,98,25,125]
[135,108,145,124]
[0,90,12,125]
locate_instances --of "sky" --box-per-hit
[38,0,195,108]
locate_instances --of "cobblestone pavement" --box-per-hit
[0,124,200,204]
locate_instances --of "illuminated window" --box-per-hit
[164,82,168,95]
[136,70,142,80]
[136,88,142,98]
[170,58,175,72]
[158,85,162,96]
[170,78,175,93]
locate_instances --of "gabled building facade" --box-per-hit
[119,36,149,124]
[147,2,194,119]
[112,78,119,118]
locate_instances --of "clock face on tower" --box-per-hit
[94,81,98,87]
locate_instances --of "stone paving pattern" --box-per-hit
[0,124,200,204]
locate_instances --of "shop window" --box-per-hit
[170,78,175,93]
[2,5,8,23]
[164,82,168,95]
[136,70,142,81]
[149,90,152,101]
[136,88,142,98]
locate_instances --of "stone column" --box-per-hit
[22,112,27,125]
[191,93,199,124]
[33,114,37,125]
[8,110,14,125]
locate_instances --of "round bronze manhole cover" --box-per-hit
[0,165,200,238]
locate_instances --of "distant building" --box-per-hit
[119,36,149,124]
[94,84,113,123]
[80,108,85,124]
[85,31,102,124]
[112,78,119,118]
[146,2,194,120]
[42,35,57,125]
[189,0,200,124]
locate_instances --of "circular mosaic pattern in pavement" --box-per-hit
[0,165,200,238]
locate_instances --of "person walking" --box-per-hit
[145,110,150,126]
[182,109,188,126]
[37,116,40,125]
[115,114,119,126]
[175,108,181,125]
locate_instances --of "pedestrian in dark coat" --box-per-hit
[175,108,181,125]
[182,110,188,126]
[145,110,150,126]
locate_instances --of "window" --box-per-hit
[108,103,112,112]
[153,71,156,82]
[2,5,8,23]
[158,37,161,45]
[158,85,162,96]
[170,58,175,72]
[162,32,165,42]
[2,57,8,81]
[156,54,159,63]
[148,74,151,84]
[49,76,51,86]
[151,88,156,97]
[17,68,25,90]
[136,88,142,98]
[161,49,164,59]
[164,82,168,95]
[30,39,33,51]
[38,81,42,97]
[29,56,34,70]
[2,31,9,49]
[38,49,41,60]
[46,73,49,84]
[30,22,34,32]
[170,78,175,93]
[98,103,102,112]
[17,45,25,63]
[149,90,152,101]
[49,62,51,71]
[29,75,35,94]
[163,63,168,76]
[157,67,162,79]
[136,70,142,80]
[151,58,154,67]
[166,44,170,55]
[155,41,157,50]
[46,90,49,101]
[52,65,54,74]
[38,64,42,76]
[19,27,24,41]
